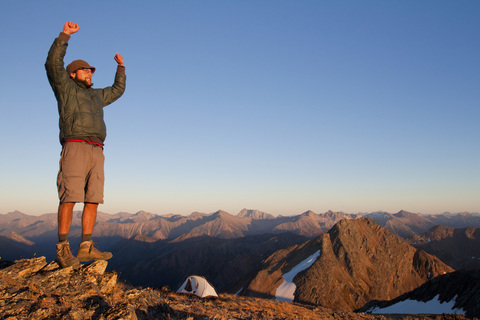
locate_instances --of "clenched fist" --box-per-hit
[63,22,79,35]
[114,53,124,67]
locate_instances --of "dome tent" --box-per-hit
[177,275,218,298]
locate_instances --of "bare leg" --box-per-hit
[77,202,112,261]
[56,202,81,268]
[58,202,76,236]
[82,202,98,235]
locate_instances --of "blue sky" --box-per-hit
[0,1,478,216]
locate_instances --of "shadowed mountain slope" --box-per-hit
[109,232,309,292]
[407,225,480,270]
[358,270,480,318]
[0,232,38,260]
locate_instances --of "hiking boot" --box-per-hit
[77,240,113,262]
[56,241,81,269]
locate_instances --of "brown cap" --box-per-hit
[66,60,96,75]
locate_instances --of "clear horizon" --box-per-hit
[2,207,479,218]
[1,1,479,217]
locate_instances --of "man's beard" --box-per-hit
[83,78,93,88]
[75,78,93,88]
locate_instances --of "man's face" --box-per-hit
[71,68,94,87]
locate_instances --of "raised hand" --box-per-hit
[114,53,124,67]
[63,22,80,35]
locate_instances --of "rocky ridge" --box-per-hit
[0,257,471,320]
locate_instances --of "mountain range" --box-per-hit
[2,208,480,317]
[2,208,480,242]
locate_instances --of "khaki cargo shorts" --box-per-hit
[57,142,105,204]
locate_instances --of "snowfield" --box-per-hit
[368,295,465,315]
[275,250,321,302]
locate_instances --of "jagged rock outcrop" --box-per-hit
[244,218,454,311]
[0,257,470,320]
[0,257,126,319]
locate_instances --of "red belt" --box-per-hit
[64,139,104,147]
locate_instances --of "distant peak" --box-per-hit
[301,210,316,216]
[190,211,207,217]
[396,210,415,216]
[6,210,27,217]
[212,210,231,217]
[237,209,273,219]
[132,210,156,221]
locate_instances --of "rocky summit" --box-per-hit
[0,257,471,320]
[245,218,454,311]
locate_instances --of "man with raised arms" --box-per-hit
[45,22,126,268]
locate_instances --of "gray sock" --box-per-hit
[58,233,68,242]
[81,234,92,242]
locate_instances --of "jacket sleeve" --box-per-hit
[45,32,74,98]
[99,66,127,107]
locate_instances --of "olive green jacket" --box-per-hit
[45,32,126,145]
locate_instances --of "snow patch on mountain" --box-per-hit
[367,294,465,315]
[275,250,321,302]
